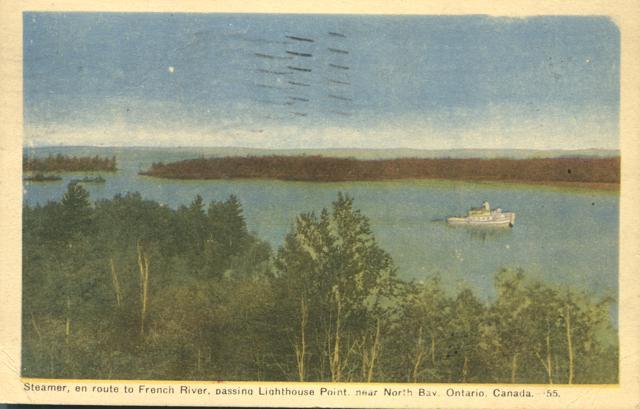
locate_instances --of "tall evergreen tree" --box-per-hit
[60,182,92,239]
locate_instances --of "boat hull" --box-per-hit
[447,212,515,227]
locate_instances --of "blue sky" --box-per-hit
[24,13,620,149]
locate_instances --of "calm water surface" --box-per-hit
[23,147,619,305]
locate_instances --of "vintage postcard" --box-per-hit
[1,0,639,408]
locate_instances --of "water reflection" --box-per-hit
[433,220,514,242]
[459,226,514,242]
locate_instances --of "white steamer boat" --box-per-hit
[447,201,515,227]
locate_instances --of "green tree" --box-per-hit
[201,195,253,279]
[445,289,486,382]
[21,188,619,384]
[275,193,398,381]
[489,268,533,383]
[389,277,450,382]
[59,182,93,240]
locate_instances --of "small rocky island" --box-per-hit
[23,173,63,182]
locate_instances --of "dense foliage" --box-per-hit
[24,154,117,172]
[22,184,618,383]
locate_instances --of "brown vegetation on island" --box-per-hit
[24,154,117,172]
[141,156,620,188]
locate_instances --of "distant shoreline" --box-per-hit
[24,145,621,160]
[140,156,620,190]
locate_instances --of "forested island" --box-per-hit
[22,184,617,383]
[24,154,117,172]
[140,156,620,189]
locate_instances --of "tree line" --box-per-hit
[24,154,117,172]
[140,155,620,186]
[22,184,618,383]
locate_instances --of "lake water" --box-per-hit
[23,146,619,307]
